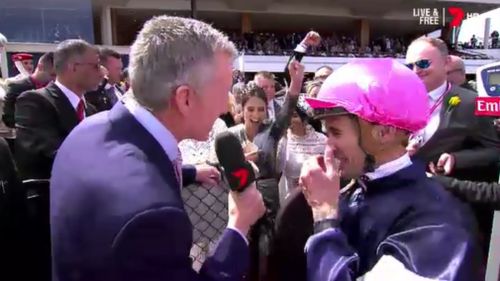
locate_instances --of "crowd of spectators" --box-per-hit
[229,32,410,58]
[460,30,499,49]
[228,31,495,59]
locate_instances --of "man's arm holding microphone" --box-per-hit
[112,138,265,281]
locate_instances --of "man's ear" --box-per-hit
[371,125,395,145]
[444,55,452,68]
[172,85,192,116]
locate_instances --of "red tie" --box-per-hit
[76,100,85,122]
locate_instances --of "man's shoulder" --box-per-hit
[61,114,161,173]
[6,76,31,88]
[16,87,52,106]
[6,77,34,96]
[450,85,476,104]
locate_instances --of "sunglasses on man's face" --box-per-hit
[405,59,431,70]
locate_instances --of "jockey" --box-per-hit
[299,58,482,281]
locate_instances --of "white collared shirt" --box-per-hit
[420,81,447,145]
[55,80,86,117]
[364,153,412,181]
[267,100,275,121]
[123,96,179,163]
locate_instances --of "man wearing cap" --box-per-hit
[293,59,480,280]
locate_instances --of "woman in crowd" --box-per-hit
[277,97,326,203]
[227,60,304,280]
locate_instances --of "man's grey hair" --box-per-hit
[129,16,237,111]
[54,39,96,74]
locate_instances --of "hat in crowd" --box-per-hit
[305,58,429,133]
[12,53,33,62]
[295,95,312,120]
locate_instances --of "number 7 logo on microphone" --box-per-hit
[232,168,249,190]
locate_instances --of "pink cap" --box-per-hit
[306,58,429,133]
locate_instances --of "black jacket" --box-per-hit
[2,76,36,128]
[434,175,500,210]
[15,82,96,180]
[0,137,29,278]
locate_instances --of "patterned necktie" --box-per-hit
[76,100,85,122]
[173,148,183,188]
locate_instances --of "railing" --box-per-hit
[181,183,229,271]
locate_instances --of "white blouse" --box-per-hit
[277,125,327,202]
[179,118,228,165]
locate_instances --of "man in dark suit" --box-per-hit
[50,16,265,281]
[2,52,55,128]
[85,48,124,112]
[15,40,101,180]
[406,37,500,257]
[253,71,283,121]
[405,37,499,182]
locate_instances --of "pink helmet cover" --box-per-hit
[306,58,429,133]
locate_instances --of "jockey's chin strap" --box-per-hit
[349,115,376,174]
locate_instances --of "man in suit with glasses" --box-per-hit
[405,37,500,260]
[15,39,100,181]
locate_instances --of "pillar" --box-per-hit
[0,45,7,80]
[101,5,113,46]
[484,17,491,49]
[359,19,370,48]
[191,0,198,19]
[241,13,252,34]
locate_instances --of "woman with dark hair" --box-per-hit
[277,96,326,203]
[226,61,304,281]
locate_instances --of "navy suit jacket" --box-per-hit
[50,102,249,281]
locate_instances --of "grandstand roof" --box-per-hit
[92,0,497,20]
